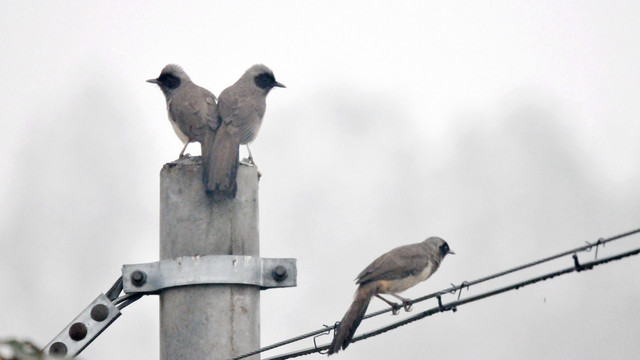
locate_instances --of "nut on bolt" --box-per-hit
[91,303,109,321]
[131,270,147,287]
[69,322,88,341]
[272,265,288,282]
[49,342,68,356]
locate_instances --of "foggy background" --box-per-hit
[2,1,640,359]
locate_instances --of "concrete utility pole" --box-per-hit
[159,156,260,360]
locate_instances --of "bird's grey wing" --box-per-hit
[218,92,263,143]
[169,87,215,143]
[356,244,428,284]
[200,89,219,188]
[218,92,237,125]
[204,91,219,131]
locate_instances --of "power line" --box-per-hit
[364,226,640,320]
[263,245,640,360]
[232,227,640,360]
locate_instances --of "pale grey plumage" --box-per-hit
[205,64,284,198]
[356,237,450,285]
[328,237,454,355]
[147,64,219,188]
[147,64,218,157]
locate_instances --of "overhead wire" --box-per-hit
[262,244,640,360]
[232,227,640,360]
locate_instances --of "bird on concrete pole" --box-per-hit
[328,236,454,355]
[147,64,219,189]
[204,64,284,198]
[147,64,219,159]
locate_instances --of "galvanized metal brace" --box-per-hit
[44,294,121,357]
[122,255,297,293]
[44,255,296,358]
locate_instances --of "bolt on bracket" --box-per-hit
[122,255,297,294]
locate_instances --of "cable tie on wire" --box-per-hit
[313,325,333,355]
[584,241,593,252]
[572,253,593,272]
[455,281,470,300]
[594,238,605,259]
[572,253,584,272]
[436,295,446,312]
[585,238,606,259]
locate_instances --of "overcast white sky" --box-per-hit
[2,1,640,359]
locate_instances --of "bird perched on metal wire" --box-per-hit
[328,237,454,355]
[204,64,284,198]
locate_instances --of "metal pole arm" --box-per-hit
[43,294,120,358]
[42,254,297,358]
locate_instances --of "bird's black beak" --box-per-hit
[448,250,455,255]
[146,78,159,84]
[274,81,286,88]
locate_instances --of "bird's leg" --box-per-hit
[178,142,189,158]
[375,295,402,315]
[239,144,256,166]
[246,144,255,165]
[390,293,413,312]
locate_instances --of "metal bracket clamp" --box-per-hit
[122,255,297,294]
[43,294,121,357]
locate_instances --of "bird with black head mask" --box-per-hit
[328,237,454,355]
[147,64,219,160]
[204,64,284,198]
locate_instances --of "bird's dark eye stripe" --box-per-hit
[254,73,276,89]
[158,73,181,90]
[440,243,450,255]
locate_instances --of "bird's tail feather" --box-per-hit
[328,283,376,355]
[203,125,239,198]
[201,129,215,190]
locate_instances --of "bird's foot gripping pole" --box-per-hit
[239,157,256,167]
[43,255,296,358]
[240,145,256,166]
